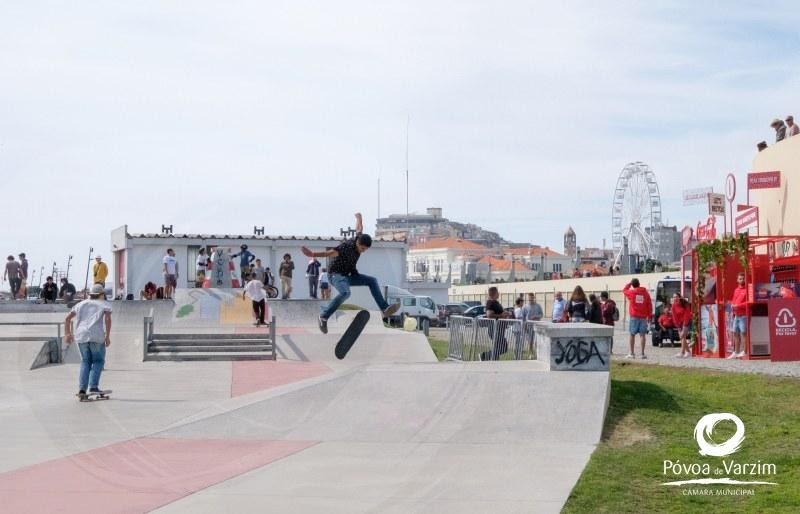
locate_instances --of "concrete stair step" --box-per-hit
[152,333,269,340]
[149,338,270,346]
[148,344,272,353]
[145,352,274,361]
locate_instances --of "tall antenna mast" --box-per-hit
[405,115,410,236]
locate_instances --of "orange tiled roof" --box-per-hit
[410,237,488,251]
[504,246,565,257]
[479,256,513,271]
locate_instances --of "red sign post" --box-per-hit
[769,298,800,361]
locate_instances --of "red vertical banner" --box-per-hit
[769,298,800,361]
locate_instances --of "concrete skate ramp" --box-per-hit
[156,362,609,513]
[276,332,437,364]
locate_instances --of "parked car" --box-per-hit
[462,305,486,318]
[462,300,482,308]
[386,294,438,327]
[650,276,693,347]
[435,302,469,326]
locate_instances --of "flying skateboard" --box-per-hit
[334,310,370,360]
[76,390,112,402]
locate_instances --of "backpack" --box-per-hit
[613,306,620,321]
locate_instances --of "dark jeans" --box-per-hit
[252,299,266,324]
[9,278,21,298]
[320,273,389,320]
[308,275,319,298]
[480,324,508,361]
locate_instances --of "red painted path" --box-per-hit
[0,438,316,513]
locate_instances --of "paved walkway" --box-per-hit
[610,329,800,378]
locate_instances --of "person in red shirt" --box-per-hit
[623,278,653,359]
[658,307,675,330]
[729,272,748,359]
[671,293,692,358]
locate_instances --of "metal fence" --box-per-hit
[450,289,631,324]
[447,316,537,361]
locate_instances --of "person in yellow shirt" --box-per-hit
[93,255,108,285]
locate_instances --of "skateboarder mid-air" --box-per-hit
[302,212,400,334]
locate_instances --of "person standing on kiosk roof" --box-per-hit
[301,212,400,334]
[729,272,748,359]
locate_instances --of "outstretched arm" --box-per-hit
[301,247,338,258]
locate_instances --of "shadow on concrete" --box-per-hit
[600,378,680,442]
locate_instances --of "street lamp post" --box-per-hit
[83,247,94,296]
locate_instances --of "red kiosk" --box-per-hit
[690,235,800,361]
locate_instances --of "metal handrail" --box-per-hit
[0,321,64,341]
[0,321,66,363]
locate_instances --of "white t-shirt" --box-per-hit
[163,255,178,275]
[196,254,209,272]
[72,299,112,344]
[244,280,267,302]
[319,271,329,284]
[514,307,525,320]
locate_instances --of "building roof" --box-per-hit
[478,256,513,271]
[127,233,406,243]
[565,226,575,235]
[576,263,608,275]
[410,237,488,251]
[504,246,565,257]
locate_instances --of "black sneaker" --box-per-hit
[89,388,102,394]
[318,316,328,334]
[77,390,87,401]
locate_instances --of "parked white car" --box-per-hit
[387,294,437,326]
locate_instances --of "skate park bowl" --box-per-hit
[0,290,610,513]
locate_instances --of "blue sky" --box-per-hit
[2,1,800,281]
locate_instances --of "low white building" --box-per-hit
[110,225,409,307]
[407,238,493,284]
[502,246,575,279]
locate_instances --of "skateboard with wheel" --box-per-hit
[334,310,370,360]
[77,390,112,402]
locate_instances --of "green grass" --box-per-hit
[428,337,449,361]
[563,362,800,513]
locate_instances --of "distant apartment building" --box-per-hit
[646,225,682,265]
[376,207,506,247]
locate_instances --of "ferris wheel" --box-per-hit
[611,162,663,265]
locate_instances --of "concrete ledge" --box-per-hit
[0,303,70,314]
[534,322,613,371]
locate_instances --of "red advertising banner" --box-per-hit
[735,206,759,235]
[748,171,781,189]
[769,298,800,361]
[696,216,716,241]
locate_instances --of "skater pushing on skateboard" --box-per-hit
[64,283,113,401]
[302,212,400,334]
